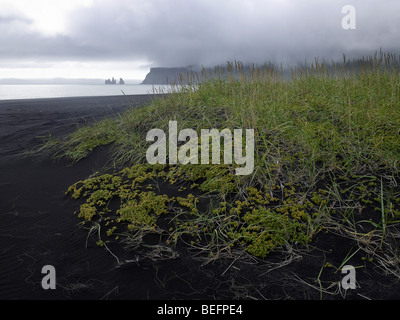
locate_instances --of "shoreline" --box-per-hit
[0,93,159,110]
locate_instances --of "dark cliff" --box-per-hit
[141,67,196,84]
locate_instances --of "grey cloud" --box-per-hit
[0,13,32,25]
[1,0,399,68]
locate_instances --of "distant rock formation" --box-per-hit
[105,77,125,84]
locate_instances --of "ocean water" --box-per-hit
[0,84,174,100]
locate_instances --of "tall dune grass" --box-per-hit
[45,52,400,275]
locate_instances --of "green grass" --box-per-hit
[43,52,400,270]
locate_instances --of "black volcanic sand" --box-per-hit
[1,95,400,301]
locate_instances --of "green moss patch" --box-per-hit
[66,163,335,259]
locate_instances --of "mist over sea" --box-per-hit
[0,84,171,100]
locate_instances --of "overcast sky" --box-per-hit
[0,0,399,80]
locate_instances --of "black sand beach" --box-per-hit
[1,95,400,302]
[0,95,163,300]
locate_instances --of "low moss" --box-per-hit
[66,162,334,258]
